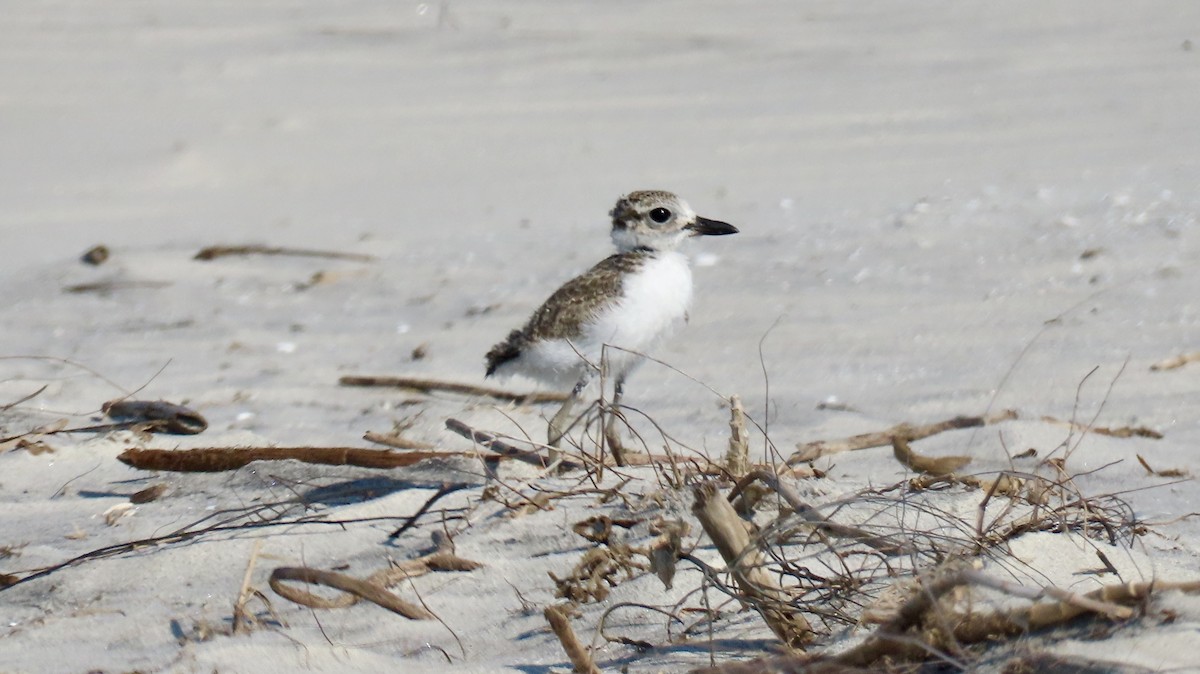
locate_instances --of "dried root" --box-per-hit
[269,533,482,619]
[545,604,602,674]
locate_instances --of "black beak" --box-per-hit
[686,216,739,236]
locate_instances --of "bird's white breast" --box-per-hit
[584,251,693,363]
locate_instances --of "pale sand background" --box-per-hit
[1,2,1198,672]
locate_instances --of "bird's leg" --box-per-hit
[547,373,592,465]
[604,375,630,466]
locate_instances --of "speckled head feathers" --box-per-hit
[609,190,738,253]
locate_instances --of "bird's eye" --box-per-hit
[648,207,672,224]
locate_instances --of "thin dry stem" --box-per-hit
[341,375,567,404]
[545,604,602,674]
[692,482,814,648]
[790,410,1017,464]
[232,540,263,634]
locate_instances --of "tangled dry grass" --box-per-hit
[1,361,1196,673]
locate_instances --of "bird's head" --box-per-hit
[609,190,738,253]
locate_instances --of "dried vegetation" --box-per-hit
[1,358,1197,672]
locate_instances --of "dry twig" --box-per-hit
[692,482,814,648]
[545,604,602,674]
[269,534,482,619]
[117,445,488,472]
[1040,415,1162,439]
[363,430,436,450]
[193,244,375,262]
[789,410,1017,463]
[270,567,434,620]
[890,436,971,476]
[1136,454,1190,478]
[342,375,567,404]
[732,470,914,556]
[445,418,568,468]
[232,540,263,634]
[63,280,169,294]
[1149,351,1200,371]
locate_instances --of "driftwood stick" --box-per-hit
[117,446,490,472]
[1,384,48,412]
[695,574,1200,673]
[1150,351,1200,371]
[891,436,972,476]
[194,244,375,262]
[960,568,1133,620]
[341,375,568,404]
[270,537,483,619]
[270,567,433,619]
[544,604,602,674]
[232,540,263,634]
[835,562,971,666]
[789,409,1017,464]
[954,578,1200,643]
[735,469,915,556]
[63,280,170,294]
[363,430,436,450]
[1040,415,1163,439]
[692,483,814,648]
[388,483,471,540]
[444,418,568,469]
[725,395,751,478]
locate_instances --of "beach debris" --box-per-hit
[1136,454,1190,478]
[724,394,750,478]
[193,244,375,262]
[102,399,208,434]
[1150,351,1200,371]
[730,469,914,555]
[1040,415,1162,439]
[387,483,471,540]
[0,436,54,455]
[63,279,170,294]
[342,375,568,404]
[646,518,688,590]
[129,483,169,503]
[269,532,481,619]
[80,245,110,265]
[103,503,134,526]
[0,419,68,453]
[4,402,205,442]
[693,482,815,648]
[117,445,488,472]
[551,545,644,604]
[363,429,436,450]
[544,604,602,674]
[790,409,1017,463]
[891,436,972,476]
[231,540,263,635]
[271,566,434,619]
[0,384,48,411]
[445,418,569,469]
[693,569,1200,674]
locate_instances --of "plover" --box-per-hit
[485,190,738,451]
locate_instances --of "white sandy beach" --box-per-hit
[2,2,1199,672]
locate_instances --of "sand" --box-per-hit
[1,1,1198,672]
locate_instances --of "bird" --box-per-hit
[484,190,738,454]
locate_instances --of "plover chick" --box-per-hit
[485,190,738,453]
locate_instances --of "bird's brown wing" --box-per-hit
[484,251,649,376]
